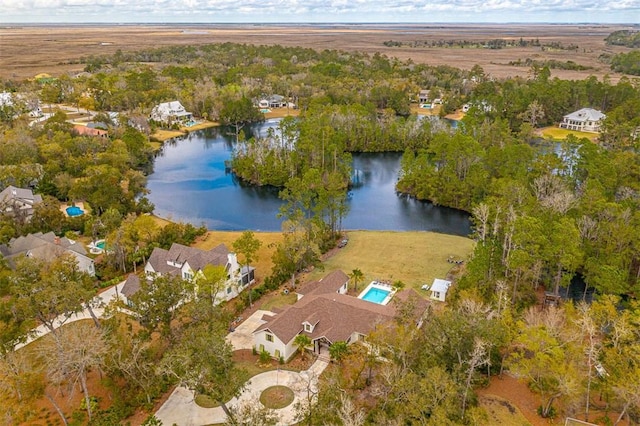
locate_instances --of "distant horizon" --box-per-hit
[1,0,639,25]
[3,22,639,26]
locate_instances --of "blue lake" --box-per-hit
[147,120,471,236]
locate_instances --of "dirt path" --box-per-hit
[477,374,556,426]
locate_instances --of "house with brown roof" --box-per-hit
[0,231,95,276]
[294,270,349,300]
[253,270,429,361]
[143,243,254,303]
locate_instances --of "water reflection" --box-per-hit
[147,121,471,235]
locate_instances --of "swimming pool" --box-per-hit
[361,287,390,304]
[96,240,106,250]
[66,206,84,217]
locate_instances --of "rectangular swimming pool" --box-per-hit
[360,287,391,304]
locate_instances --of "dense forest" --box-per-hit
[1,39,640,425]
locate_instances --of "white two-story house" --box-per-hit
[144,243,254,303]
[559,108,606,133]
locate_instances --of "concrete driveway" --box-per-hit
[154,358,329,426]
[226,309,274,351]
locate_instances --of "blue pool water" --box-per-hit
[361,287,390,304]
[66,206,84,217]
[96,241,106,250]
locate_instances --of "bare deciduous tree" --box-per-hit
[41,322,108,421]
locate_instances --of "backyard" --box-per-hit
[539,126,599,142]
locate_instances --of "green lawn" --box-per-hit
[305,230,475,294]
[192,230,474,296]
[539,126,599,142]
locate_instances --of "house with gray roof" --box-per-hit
[0,231,95,276]
[143,243,254,303]
[0,185,42,221]
[253,270,429,361]
[150,101,193,126]
[559,108,606,133]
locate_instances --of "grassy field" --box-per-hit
[303,230,474,293]
[193,231,284,282]
[1,24,633,81]
[192,230,474,294]
[539,126,599,142]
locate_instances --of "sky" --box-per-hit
[0,0,638,24]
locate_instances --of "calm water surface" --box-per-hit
[147,120,471,236]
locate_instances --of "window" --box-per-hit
[183,271,193,280]
[304,323,312,332]
[226,286,232,294]
[266,334,274,342]
[432,291,440,299]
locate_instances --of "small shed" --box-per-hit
[430,278,451,302]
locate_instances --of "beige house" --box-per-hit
[253,270,429,361]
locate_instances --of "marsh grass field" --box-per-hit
[0,23,635,81]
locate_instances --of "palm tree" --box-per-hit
[349,268,364,293]
[329,341,349,363]
[294,334,311,360]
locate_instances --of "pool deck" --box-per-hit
[357,281,396,305]
[60,201,87,217]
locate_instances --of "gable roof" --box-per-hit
[0,232,93,275]
[121,274,141,297]
[151,101,192,118]
[147,243,230,276]
[255,292,396,344]
[431,278,451,293]
[296,270,349,297]
[255,272,430,345]
[0,185,42,206]
[563,108,605,122]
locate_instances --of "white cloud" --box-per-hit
[0,0,637,22]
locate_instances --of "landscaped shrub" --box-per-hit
[259,349,272,364]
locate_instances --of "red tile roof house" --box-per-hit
[253,270,430,362]
[72,125,108,138]
[142,243,254,304]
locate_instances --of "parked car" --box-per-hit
[338,238,348,248]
